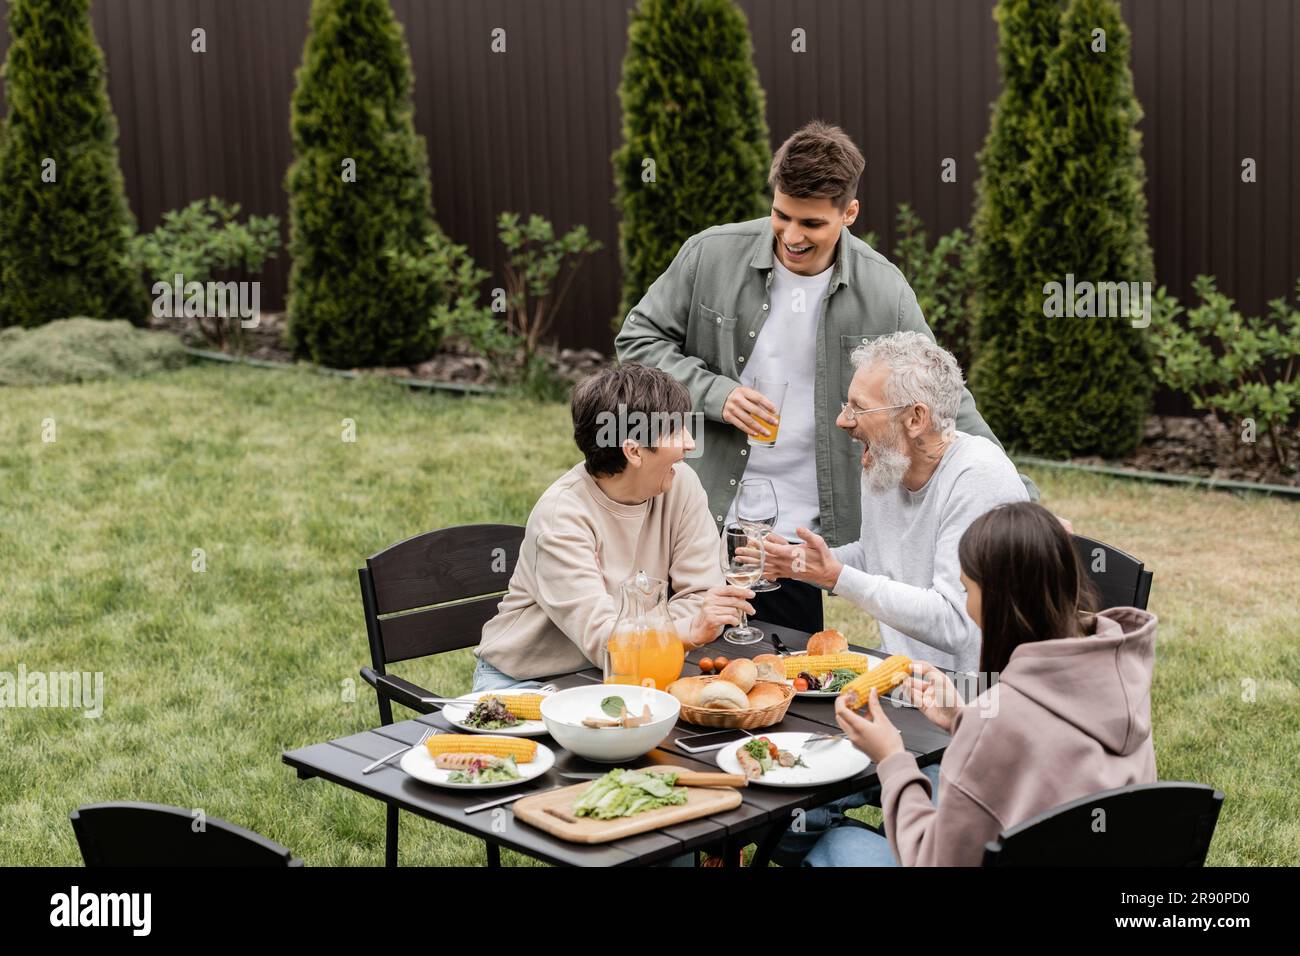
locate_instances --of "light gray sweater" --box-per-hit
[829,432,1029,674]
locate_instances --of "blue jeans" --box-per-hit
[470,658,549,693]
[771,761,941,867]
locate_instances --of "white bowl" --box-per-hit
[540,684,680,763]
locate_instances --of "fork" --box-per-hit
[803,732,846,749]
[362,727,436,774]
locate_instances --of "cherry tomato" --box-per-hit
[698,658,715,674]
[713,655,730,671]
[792,676,809,692]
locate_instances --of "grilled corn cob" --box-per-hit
[839,655,913,707]
[482,694,544,720]
[424,735,537,763]
[783,653,873,679]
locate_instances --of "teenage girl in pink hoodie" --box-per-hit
[806,500,1158,866]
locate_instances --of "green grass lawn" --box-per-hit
[2,363,1297,866]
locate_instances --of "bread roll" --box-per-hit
[752,654,785,683]
[667,676,710,707]
[807,628,848,656]
[718,657,757,693]
[746,681,787,710]
[697,679,750,710]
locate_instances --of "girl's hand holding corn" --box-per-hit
[900,660,963,733]
[833,687,905,763]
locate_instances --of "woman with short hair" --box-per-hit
[473,364,753,692]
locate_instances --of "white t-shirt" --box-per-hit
[723,255,833,541]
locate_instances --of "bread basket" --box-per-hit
[676,678,795,729]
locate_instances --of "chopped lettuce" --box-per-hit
[572,768,688,819]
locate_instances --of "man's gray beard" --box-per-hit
[862,434,911,494]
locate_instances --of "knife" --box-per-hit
[770,632,792,655]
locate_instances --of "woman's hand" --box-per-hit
[900,660,963,734]
[686,585,755,646]
[722,386,779,439]
[833,688,905,763]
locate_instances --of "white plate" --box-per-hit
[715,732,871,788]
[399,739,555,790]
[440,689,554,737]
[784,652,915,706]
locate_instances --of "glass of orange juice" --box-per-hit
[603,628,640,686]
[748,379,788,448]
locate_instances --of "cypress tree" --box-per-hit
[1011,0,1154,456]
[286,0,438,367]
[0,0,147,328]
[968,0,1065,443]
[612,0,770,328]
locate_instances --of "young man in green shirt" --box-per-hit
[615,121,1035,633]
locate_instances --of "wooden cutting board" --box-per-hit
[513,766,743,844]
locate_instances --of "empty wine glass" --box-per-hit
[719,522,764,645]
[736,478,781,593]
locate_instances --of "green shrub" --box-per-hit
[969,0,1065,443]
[1149,277,1300,470]
[971,0,1153,458]
[0,317,186,386]
[612,0,770,328]
[130,197,281,351]
[0,0,148,329]
[285,0,440,368]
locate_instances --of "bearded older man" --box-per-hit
[760,331,1029,676]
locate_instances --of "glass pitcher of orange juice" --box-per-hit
[603,571,685,691]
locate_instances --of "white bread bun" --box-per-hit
[752,654,785,683]
[746,681,787,710]
[666,676,710,707]
[807,629,848,656]
[697,679,750,710]
[717,657,757,693]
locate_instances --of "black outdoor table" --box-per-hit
[282,620,951,867]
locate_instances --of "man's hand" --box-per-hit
[834,688,905,763]
[687,585,755,646]
[760,527,843,591]
[899,660,963,734]
[722,386,779,439]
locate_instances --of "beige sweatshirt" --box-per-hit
[476,462,722,679]
[878,607,1159,866]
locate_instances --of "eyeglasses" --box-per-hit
[840,401,909,423]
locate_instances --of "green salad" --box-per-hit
[573,769,688,819]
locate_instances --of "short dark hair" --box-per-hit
[768,120,865,211]
[571,364,692,477]
[958,502,1099,676]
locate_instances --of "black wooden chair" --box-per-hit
[983,782,1223,866]
[1072,533,1154,610]
[70,801,301,866]
[358,524,525,867]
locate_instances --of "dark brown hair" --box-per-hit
[958,502,1098,676]
[768,120,865,211]
[570,364,692,477]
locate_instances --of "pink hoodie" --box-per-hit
[877,607,1158,866]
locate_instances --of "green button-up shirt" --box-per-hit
[614,217,1037,547]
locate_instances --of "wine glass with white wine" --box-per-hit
[719,522,765,645]
[736,478,781,593]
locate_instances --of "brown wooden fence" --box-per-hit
[0,0,1296,361]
